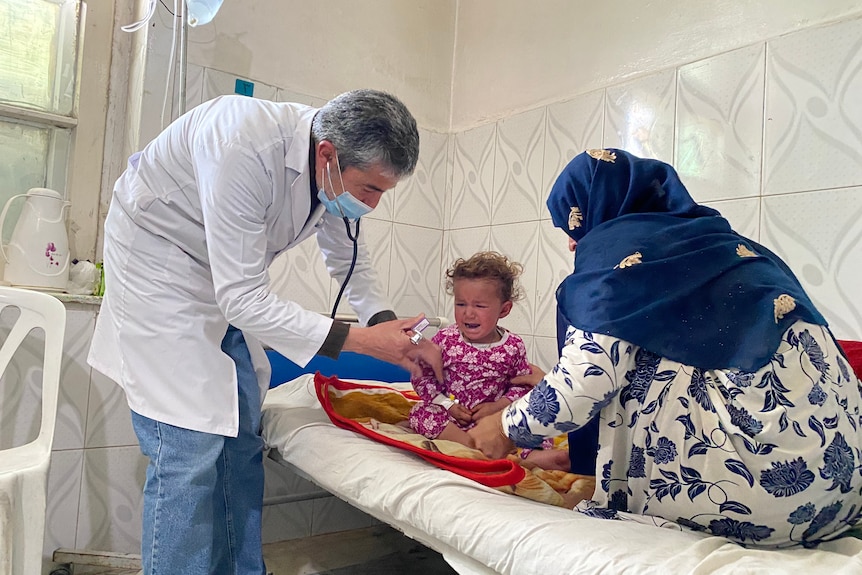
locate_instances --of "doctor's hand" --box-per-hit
[468,412,515,460]
[342,314,444,382]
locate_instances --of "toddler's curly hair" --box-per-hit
[445,251,524,302]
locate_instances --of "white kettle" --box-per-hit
[0,188,71,291]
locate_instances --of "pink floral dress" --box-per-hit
[409,324,533,438]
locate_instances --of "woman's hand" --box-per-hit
[448,403,473,426]
[510,363,546,387]
[471,398,511,420]
[468,412,515,460]
[343,314,444,382]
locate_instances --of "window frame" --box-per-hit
[0,0,117,266]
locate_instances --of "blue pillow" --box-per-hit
[266,350,411,387]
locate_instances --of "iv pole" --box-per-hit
[176,0,188,117]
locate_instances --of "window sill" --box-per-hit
[51,292,102,307]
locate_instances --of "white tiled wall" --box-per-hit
[393,130,449,230]
[763,18,862,196]
[675,44,765,203]
[489,221,540,337]
[450,123,495,230]
[762,187,862,339]
[492,107,546,225]
[442,16,862,372]
[604,69,677,164]
[543,91,605,195]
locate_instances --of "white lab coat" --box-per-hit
[88,95,392,436]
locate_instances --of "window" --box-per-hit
[0,0,80,240]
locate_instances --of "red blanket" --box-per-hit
[314,373,595,508]
[838,340,862,376]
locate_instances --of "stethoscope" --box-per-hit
[320,157,361,319]
[330,215,359,319]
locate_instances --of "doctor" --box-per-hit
[88,89,442,575]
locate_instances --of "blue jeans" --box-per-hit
[131,326,266,575]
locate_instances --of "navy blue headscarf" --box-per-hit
[548,149,825,372]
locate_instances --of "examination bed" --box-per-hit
[260,342,862,575]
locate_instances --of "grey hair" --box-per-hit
[311,89,420,179]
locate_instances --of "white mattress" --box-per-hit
[261,375,862,575]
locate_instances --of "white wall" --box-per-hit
[185,0,457,131]
[450,0,862,130]
[444,15,862,373]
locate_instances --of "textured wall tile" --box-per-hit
[544,91,605,195]
[762,187,862,339]
[522,335,535,365]
[677,44,765,202]
[704,197,761,242]
[534,219,574,338]
[54,307,96,451]
[44,448,84,569]
[330,218,393,318]
[85,369,138,449]
[490,222,540,337]
[492,108,546,225]
[443,227,492,263]
[765,18,862,195]
[362,218,395,297]
[442,136,455,231]
[450,124,495,229]
[604,69,677,162]
[436,229,451,320]
[76,446,147,555]
[269,237,334,316]
[532,336,560,373]
[389,224,443,317]
[394,129,448,229]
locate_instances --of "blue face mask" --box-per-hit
[317,188,373,220]
[317,154,373,221]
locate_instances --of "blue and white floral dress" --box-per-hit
[503,321,862,548]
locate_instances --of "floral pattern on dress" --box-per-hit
[409,325,532,438]
[503,321,862,548]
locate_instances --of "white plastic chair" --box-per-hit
[0,287,66,575]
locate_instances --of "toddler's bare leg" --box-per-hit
[523,448,571,472]
[437,422,476,449]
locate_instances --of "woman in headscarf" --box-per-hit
[469,148,862,548]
